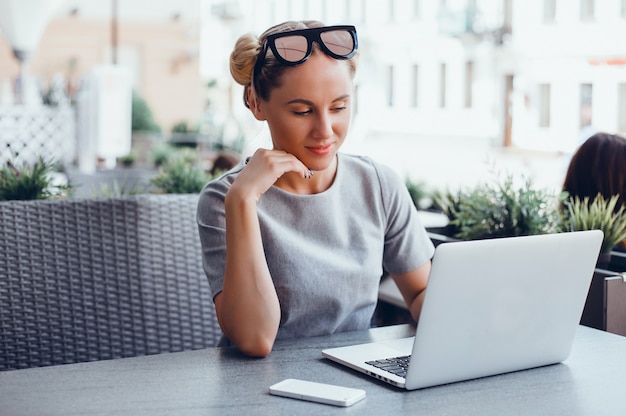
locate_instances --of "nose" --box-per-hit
[313,111,333,140]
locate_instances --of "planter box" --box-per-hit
[605,275,626,336]
[0,194,221,371]
[581,261,626,337]
[608,250,626,272]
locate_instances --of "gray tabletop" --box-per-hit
[1,324,625,416]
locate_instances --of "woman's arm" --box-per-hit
[215,190,280,357]
[214,149,310,357]
[390,261,431,323]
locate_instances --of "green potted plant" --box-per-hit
[435,175,560,241]
[404,178,429,209]
[89,179,146,198]
[559,193,626,265]
[151,143,176,168]
[431,188,465,239]
[0,157,71,201]
[131,91,162,167]
[405,178,432,210]
[132,91,161,134]
[150,148,212,194]
[170,120,202,148]
[118,152,136,168]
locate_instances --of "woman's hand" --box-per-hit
[230,148,311,204]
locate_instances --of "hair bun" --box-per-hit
[230,33,261,86]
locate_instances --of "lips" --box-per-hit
[306,144,333,156]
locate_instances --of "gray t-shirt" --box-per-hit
[196,152,434,341]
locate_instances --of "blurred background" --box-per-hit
[1,0,625,196]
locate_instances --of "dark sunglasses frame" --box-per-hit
[253,25,358,79]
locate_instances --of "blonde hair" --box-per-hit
[229,20,359,108]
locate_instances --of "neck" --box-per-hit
[275,155,338,195]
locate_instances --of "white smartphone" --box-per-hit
[269,378,366,407]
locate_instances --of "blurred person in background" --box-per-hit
[562,132,626,250]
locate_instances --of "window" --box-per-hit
[504,0,513,33]
[580,83,592,128]
[543,0,556,23]
[387,65,395,107]
[411,64,419,108]
[465,61,474,108]
[580,0,595,21]
[539,83,551,128]
[439,63,447,108]
[412,0,421,20]
[619,83,626,133]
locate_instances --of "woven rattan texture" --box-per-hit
[0,194,221,371]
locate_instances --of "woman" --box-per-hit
[563,132,626,210]
[563,132,626,250]
[197,21,434,357]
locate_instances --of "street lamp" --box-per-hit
[0,0,66,104]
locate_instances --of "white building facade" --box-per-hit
[510,0,626,152]
[202,0,626,156]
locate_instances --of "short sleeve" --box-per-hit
[196,168,240,301]
[375,163,435,274]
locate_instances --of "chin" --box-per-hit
[306,156,336,172]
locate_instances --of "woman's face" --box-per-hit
[253,52,354,173]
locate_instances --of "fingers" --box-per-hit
[248,149,310,180]
[231,149,310,201]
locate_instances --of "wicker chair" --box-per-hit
[0,194,222,371]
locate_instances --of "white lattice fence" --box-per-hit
[0,106,76,167]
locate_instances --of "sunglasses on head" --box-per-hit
[253,25,358,79]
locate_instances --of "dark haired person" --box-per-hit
[564,132,626,208]
[563,132,626,250]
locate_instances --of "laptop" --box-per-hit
[322,230,603,390]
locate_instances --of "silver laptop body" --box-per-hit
[322,230,604,390]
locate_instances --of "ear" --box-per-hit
[247,87,266,121]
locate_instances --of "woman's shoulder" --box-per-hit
[339,153,403,185]
[199,161,245,201]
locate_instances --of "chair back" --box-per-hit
[0,194,221,371]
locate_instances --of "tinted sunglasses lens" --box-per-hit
[320,29,355,57]
[273,35,308,63]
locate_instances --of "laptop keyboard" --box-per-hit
[365,355,411,378]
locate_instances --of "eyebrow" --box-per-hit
[285,94,350,106]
